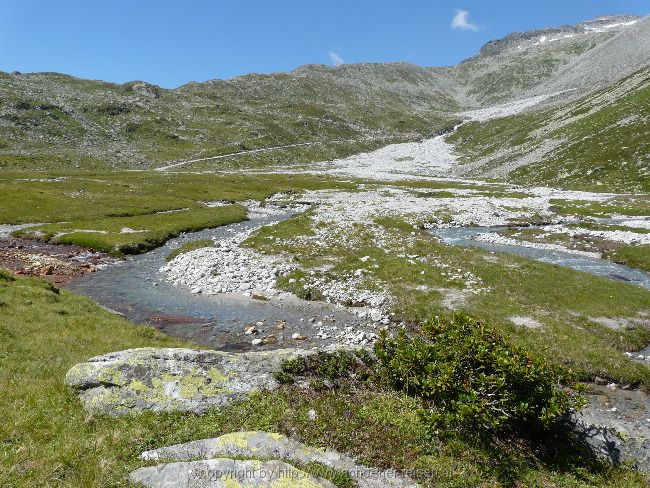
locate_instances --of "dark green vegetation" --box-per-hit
[449,67,650,192]
[277,316,579,436]
[376,315,579,435]
[166,239,215,262]
[274,350,376,389]
[1,271,647,487]
[604,245,650,273]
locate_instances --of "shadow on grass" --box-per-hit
[460,419,625,487]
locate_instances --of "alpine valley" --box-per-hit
[3,14,650,488]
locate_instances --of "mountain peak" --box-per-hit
[474,14,642,58]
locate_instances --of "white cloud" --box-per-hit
[451,9,478,31]
[328,51,344,67]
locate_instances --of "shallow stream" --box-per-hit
[430,225,650,291]
[66,209,363,351]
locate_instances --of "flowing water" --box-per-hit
[430,225,650,291]
[66,209,363,351]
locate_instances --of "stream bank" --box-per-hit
[64,204,379,352]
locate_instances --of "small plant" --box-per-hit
[294,286,326,302]
[375,314,582,436]
[274,350,375,388]
[0,269,16,282]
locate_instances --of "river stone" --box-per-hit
[140,431,420,488]
[130,458,336,487]
[65,348,313,415]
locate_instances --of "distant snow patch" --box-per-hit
[584,19,639,33]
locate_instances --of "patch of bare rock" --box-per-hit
[65,347,314,415]
[132,431,419,487]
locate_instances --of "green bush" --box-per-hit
[374,314,582,435]
[0,269,16,282]
[273,350,375,389]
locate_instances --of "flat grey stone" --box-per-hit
[65,348,313,415]
[130,458,337,487]
[140,431,419,488]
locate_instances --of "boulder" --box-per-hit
[139,431,419,488]
[574,386,650,472]
[65,348,313,415]
[130,458,336,487]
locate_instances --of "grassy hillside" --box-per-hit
[448,66,650,192]
[453,33,609,106]
[0,67,456,171]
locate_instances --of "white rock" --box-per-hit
[369,309,383,322]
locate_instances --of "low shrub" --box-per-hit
[274,350,375,389]
[0,269,16,282]
[374,314,582,436]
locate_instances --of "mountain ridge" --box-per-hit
[0,14,648,180]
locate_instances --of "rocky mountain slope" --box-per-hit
[453,15,650,105]
[449,64,650,191]
[0,14,648,181]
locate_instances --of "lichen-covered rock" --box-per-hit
[65,348,313,415]
[140,431,420,488]
[130,458,336,487]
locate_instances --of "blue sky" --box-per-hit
[1,0,649,88]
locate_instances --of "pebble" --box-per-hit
[262,335,278,345]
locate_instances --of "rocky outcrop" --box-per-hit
[135,431,419,488]
[474,15,641,58]
[65,348,313,415]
